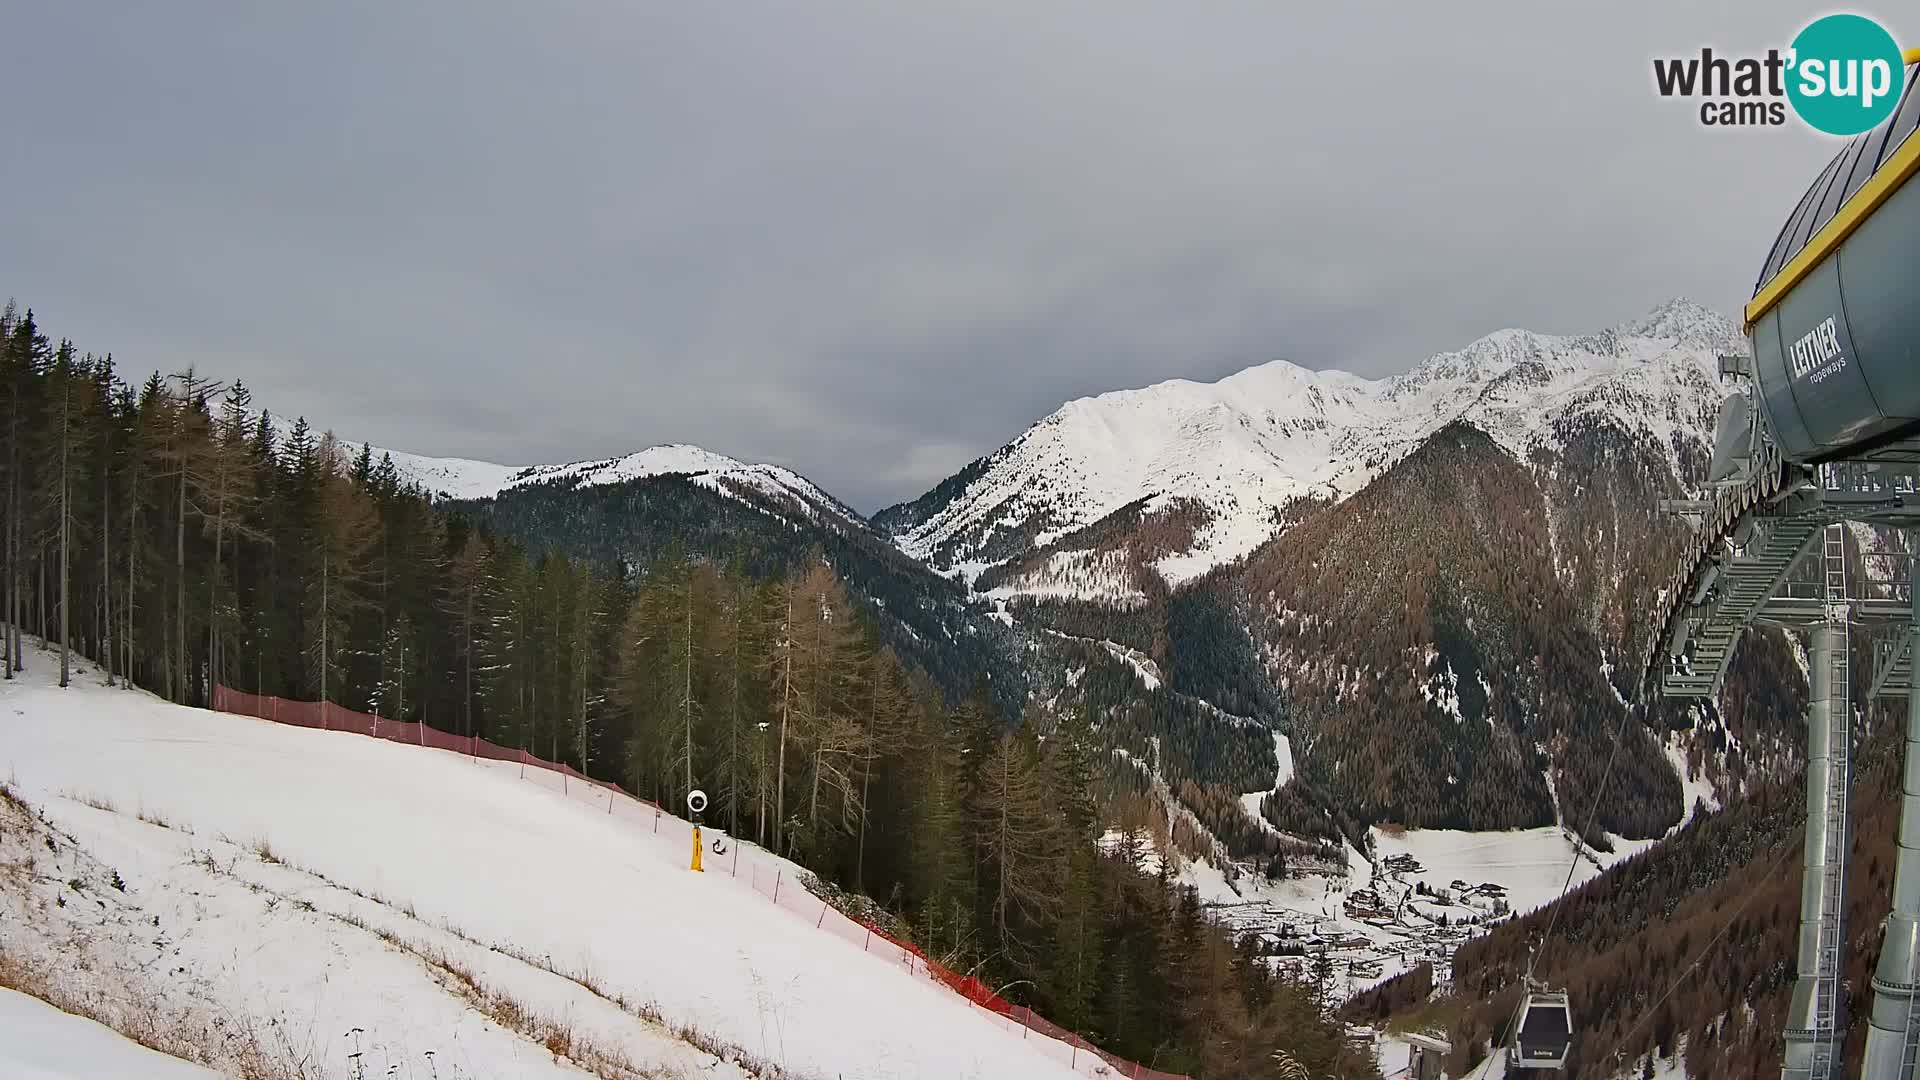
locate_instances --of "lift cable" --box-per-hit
[1526,691,1638,983]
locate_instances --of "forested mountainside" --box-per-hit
[870,299,1812,840]
[446,472,1029,719]
[1352,659,1896,1080]
[1229,409,1808,836]
[444,470,1319,875]
[0,302,1376,1078]
[418,299,1815,850]
[34,288,1816,889]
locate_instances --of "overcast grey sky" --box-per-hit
[0,2,1876,510]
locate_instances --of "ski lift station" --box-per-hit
[1642,46,1920,1080]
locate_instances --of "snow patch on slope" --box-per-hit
[1101,640,1163,690]
[1665,736,1721,829]
[0,989,219,1080]
[982,547,1147,606]
[1239,730,1294,833]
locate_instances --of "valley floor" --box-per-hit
[1167,817,1661,1008]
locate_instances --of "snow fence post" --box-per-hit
[731,841,740,876]
[773,869,782,902]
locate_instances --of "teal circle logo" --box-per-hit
[1787,14,1905,135]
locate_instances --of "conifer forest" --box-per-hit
[0,303,1367,1078]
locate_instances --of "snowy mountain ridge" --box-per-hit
[879,298,1741,596]
[271,412,862,528]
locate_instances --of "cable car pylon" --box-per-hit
[1643,46,1920,1080]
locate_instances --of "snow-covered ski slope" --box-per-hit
[0,654,1090,1080]
[0,987,219,1080]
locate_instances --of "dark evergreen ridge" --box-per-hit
[445,471,1032,721]
[0,302,1372,1077]
[445,439,1316,873]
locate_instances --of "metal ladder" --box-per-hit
[1811,520,1853,1079]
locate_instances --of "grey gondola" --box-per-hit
[1507,990,1572,1071]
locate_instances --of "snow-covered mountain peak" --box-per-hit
[1620,296,1744,351]
[882,300,1737,599]
[265,414,858,527]
[513,443,749,487]
[404,442,858,525]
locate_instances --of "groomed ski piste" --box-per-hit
[0,987,220,1079]
[0,644,1091,1080]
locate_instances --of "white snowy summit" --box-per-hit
[880,299,1741,598]
[301,431,862,528]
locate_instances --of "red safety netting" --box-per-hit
[210,686,1190,1080]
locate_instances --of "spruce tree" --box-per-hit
[974,725,1065,975]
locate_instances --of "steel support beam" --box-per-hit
[1785,625,1849,1080]
[1863,574,1920,1080]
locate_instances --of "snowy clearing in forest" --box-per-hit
[1237,730,1294,832]
[0,648,1091,1080]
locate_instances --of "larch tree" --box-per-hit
[910,698,975,961]
[201,381,267,696]
[855,645,915,892]
[302,439,379,708]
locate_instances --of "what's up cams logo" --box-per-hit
[1654,13,1907,134]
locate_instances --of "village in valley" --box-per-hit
[1200,845,1512,1001]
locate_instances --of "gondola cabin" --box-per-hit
[1508,989,1572,1070]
